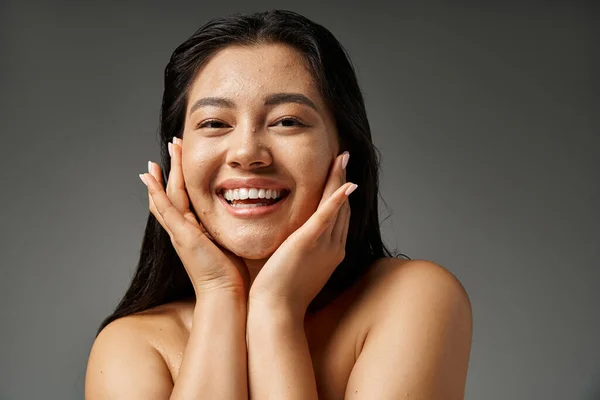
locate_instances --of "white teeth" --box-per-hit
[222,188,283,201]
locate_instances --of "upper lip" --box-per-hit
[215,178,291,194]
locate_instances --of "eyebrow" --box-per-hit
[188,93,319,114]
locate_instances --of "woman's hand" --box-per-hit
[248,151,356,317]
[139,137,250,297]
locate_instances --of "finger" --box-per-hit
[327,153,348,238]
[169,138,199,227]
[167,137,189,214]
[318,152,348,208]
[307,182,357,239]
[140,172,205,248]
[171,137,215,237]
[340,200,351,247]
[148,160,165,190]
[331,198,350,242]
[339,152,350,245]
[147,161,167,231]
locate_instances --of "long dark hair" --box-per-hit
[97,9,408,336]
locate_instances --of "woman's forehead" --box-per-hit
[188,43,322,107]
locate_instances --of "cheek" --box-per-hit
[182,141,216,178]
[297,138,333,184]
[283,139,334,213]
[279,131,334,174]
[181,147,218,205]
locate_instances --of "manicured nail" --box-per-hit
[172,136,177,144]
[168,142,173,157]
[148,161,152,174]
[345,183,358,196]
[342,152,350,170]
[139,174,148,186]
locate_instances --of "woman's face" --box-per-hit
[181,43,339,260]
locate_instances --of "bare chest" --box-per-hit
[153,282,371,399]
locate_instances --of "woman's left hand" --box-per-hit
[248,151,357,317]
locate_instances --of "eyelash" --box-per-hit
[196,117,306,129]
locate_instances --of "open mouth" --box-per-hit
[217,189,290,208]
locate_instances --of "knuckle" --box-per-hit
[163,201,176,215]
[177,224,201,249]
[317,212,332,226]
[171,232,186,249]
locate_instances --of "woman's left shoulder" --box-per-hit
[341,259,472,396]
[361,257,472,319]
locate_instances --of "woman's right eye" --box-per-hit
[197,119,228,129]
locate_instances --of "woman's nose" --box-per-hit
[225,125,272,169]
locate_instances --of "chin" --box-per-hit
[234,248,274,260]
[221,231,285,260]
[228,245,276,260]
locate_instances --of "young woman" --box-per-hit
[85,9,472,399]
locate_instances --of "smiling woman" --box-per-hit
[85,9,472,400]
[180,43,342,266]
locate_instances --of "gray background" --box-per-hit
[1,1,598,399]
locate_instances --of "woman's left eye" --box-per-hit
[273,117,306,127]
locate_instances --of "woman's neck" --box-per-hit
[243,257,268,288]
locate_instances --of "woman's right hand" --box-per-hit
[139,137,250,298]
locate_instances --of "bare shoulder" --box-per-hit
[361,257,471,315]
[85,303,187,399]
[344,257,473,398]
[352,257,473,365]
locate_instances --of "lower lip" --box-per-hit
[217,193,288,218]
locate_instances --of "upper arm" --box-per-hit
[346,260,473,399]
[85,317,174,399]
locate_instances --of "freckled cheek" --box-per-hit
[278,133,332,171]
[181,151,219,200]
[291,150,332,202]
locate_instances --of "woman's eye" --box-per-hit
[197,120,228,129]
[274,117,305,127]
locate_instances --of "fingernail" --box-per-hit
[139,174,148,186]
[172,136,177,144]
[342,152,350,170]
[168,142,173,157]
[345,183,358,196]
[148,161,152,174]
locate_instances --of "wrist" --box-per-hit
[194,279,248,299]
[247,295,306,324]
[196,281,247,300]
[194,289,247,317]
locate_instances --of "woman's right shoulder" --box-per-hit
[98,299,192,342]
[85,300,192,399]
